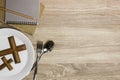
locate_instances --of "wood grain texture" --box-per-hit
[24,0,120,80]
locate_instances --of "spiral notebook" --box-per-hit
[5,0,40,25]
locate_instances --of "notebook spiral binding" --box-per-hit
[6,21,38,25]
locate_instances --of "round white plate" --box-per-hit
[0,28,35,80]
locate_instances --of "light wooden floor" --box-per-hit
[24,0,120,80]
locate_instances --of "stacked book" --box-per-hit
[0,0,44,35]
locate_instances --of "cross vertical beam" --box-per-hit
[8,36,20,63]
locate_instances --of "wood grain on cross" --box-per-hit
[0,56,13,70]
[0,36,26,63]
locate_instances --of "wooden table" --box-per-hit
[24,0,120,80]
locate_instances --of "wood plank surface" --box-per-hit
[24,0,120,80]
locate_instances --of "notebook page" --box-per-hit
[5,0,40,25]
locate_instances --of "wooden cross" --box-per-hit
[0,56,13,71]
[0,36,26,63]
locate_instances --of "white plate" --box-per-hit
[0,28,35,80]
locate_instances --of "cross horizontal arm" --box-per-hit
[0,44,26,57]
